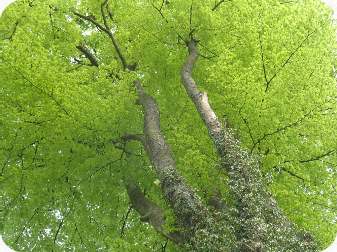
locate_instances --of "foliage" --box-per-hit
[1,0,336,251]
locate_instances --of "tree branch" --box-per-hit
[180,40,310,251]
[6,20,20,41]
[72,10,108,32]
[273,150,334,181]
[15,208,39,243]
[181,40,222,140]
[72,6,128,70]
[151,2,168,23]
[258,32,270,92]
[100,0,128,70]
[53,219,64,243]
[125,182,181,243]
[251,103,322,153]
[299,150,334,163]
[106,4,114,21]
[281,167,305,180]
[74,223,85,245]
[264,23,325,91]
[76,45,99,67]
[101,0,110,33]
[132,79,209,239]
[120,205,132,237]
[212,0,226,12]
[121,132,153,163]
[4,60,69,115]
[76,158,121,186]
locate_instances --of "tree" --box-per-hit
[2,0,336,251]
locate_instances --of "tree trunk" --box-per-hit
[123,39,318,251]
[179,40,317,251]
[72,4,318,250]
[123,79,210,245]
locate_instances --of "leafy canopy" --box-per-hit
[1,0,336,251]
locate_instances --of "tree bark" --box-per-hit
[181,40,223,143]
[127,79,210,241]
[180,39,317,251]
[125,181,181,243]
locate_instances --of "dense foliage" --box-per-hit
[2,0,336,251]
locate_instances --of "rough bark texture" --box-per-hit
[180,40,317,251]
[181,40,222,142]
[131,79,209,241]
[125,182,181,243]
[73,4,317,249]
[73,3,210,245]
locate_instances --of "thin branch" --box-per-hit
[299,150,334,164]
[272,160,305,180]
[273,150,334,181]
[100,0,128,70]
[189,0,193,29]
[76,158,122,186]
[309,55,324,78]
[75,223,85,245]
[15,208,39,243]
[251,104,321,152]
[4,60,69,115]
[178,34,189,46]
[6,20,20,41]
[244,243,256,252]
[227,97,256,149]
[71,10,108,32]
[161,239,168,252]
[324,161,336,167]
[54,219,64,243]
[48,5,57,40]
[241,116,256,148]
[142,26,171,45]
[279,1,295,4]
[281,167,305,180]
[66,63,85,72]
[151,2,168,23]
[2,147,13,174]
[120,205,133,237]
[5,174,24,208]
[106,4,114,21]
[265,29,317,92]
[101,0,110,33]
[198,42,219,58]
[72,7,128,70]
[258,32,269,92]
[212,0,225,11]
[198,53,215,62]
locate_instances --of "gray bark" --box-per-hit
[124,79,210,242]
[180,40,317,251]
[125,181,181,243]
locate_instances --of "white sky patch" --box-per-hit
[321,0,337,19]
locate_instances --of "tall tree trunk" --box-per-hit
[123,40,318,251]
[179,40,318,251]
[122,79,210,245]
[73,3,317,250]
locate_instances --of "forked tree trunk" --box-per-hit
[73,4,317,249]
[125,40,317,251]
